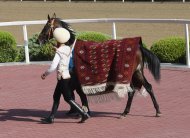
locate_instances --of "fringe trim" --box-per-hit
[82,83,133,98]
[135,87,148,97]
[87,92,121,104]
[113,83,133,98]
[82,83,107,95]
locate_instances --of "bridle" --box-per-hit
[47,18,55,41]
[42,18,75,48]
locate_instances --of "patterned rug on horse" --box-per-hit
[74,37,142,98]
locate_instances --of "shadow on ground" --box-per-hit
[0,108,156,123]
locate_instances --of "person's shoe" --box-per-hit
[41,102,59,124]
[65,108,78,116]
[82,106,91,117]
[69,100,90,123]
[78,113,90,123]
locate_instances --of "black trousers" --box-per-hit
[53,70,88,108]
[53,78,73,104]
[69,69,88,107]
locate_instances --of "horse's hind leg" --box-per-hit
[121,90,135,117]
[121,70,161,117]
[121,70,141,117]
[143,76,162,117]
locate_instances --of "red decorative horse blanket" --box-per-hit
[74,37,142,97]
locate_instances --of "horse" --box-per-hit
[37,14,162,117]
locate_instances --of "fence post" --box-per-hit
[112,22,117,40]
[185,24,190,67]
[23,25,30,64]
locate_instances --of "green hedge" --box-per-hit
[28,34,55,61]
[17,32,148,62]
[15,46,25,62]
[0,31,18,63]
[150,37,186,63]
[76,31,112,42]
[1,30,187,64]
[25,31,112,61]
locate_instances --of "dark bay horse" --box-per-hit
[37,14,162,117]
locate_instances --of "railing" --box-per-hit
[0,18,190,67]
[19,0,188,3]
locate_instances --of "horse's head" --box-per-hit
[37,13,75,46]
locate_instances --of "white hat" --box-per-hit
[53,28,70,44]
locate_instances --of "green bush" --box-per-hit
[76,31,148,49]
[28,34,55,61]
[150,37,186,63]
[15,46,25,62]
[142,42,148,49]
[0,31,18,63]
[20,32,147,62]
[76,31,112,42]
[27,31,111,61]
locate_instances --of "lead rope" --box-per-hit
[57,39,76,57]
[69,39,76,56]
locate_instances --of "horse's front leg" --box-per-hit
[120,90,135,118]
[143,76,162,117]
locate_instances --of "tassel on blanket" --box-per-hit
[82,83,107,95]
[135,87,148,97]
[82,83,133,98]
[87,92,121,104]
[113,84,133,98]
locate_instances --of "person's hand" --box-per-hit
[41,73,46,80]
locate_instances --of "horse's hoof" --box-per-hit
[41,117,54,124]
[119,115,126,119]
[119,113,127,119]
[156,112,162,117]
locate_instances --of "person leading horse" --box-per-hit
[38,14,162,120]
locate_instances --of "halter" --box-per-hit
[47,18,55,41]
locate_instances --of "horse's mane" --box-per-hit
[55,18,76,46]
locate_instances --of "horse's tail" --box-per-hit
[140,46,161,81]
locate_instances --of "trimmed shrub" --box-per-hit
[142,42,148,49]
[15,46,25,62]
[28,34,55,61]
[37,42,55,61]
[76,31,112,42]
[0,31,18,63]
[24,32,147,62]
[76,31,148,49]
[150,37,186,63]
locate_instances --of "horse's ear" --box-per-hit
[48,14,51,21]
[52,13,56,18]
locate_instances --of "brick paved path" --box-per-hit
[0,65,190,138]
